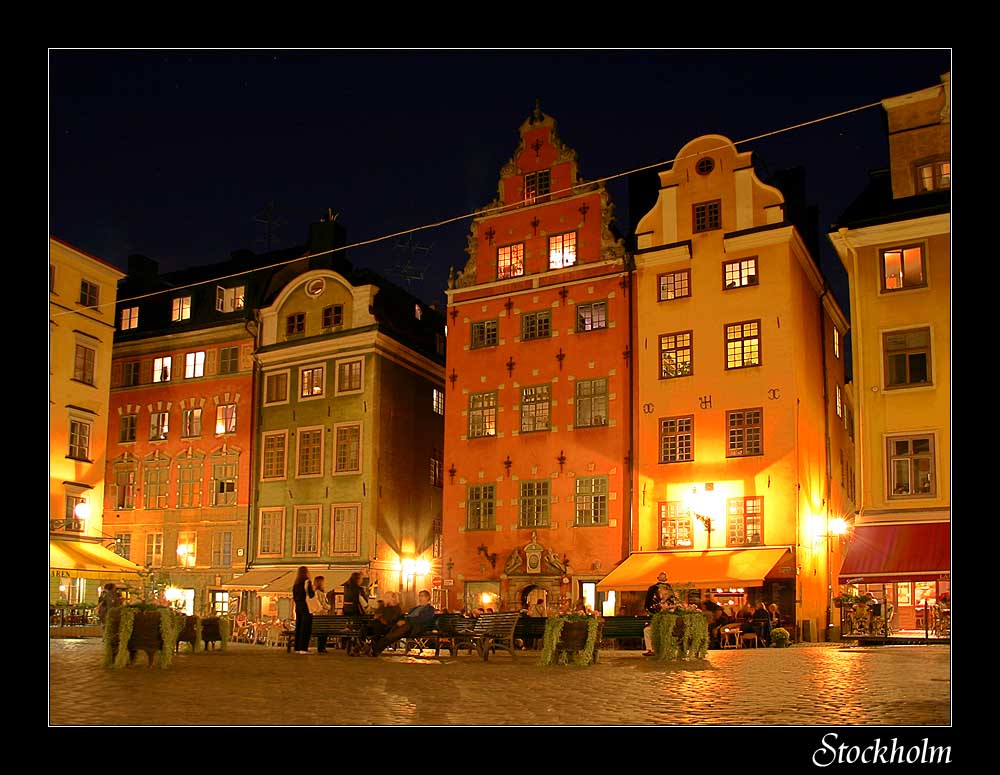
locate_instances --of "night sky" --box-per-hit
[49,49,951,314]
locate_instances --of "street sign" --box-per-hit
[432,576,442,588]
[444,579,454,587]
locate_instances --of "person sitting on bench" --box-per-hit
[371,590,436,657]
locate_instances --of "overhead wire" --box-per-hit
[51,98,883,319]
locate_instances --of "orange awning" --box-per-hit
[597,548,791,591]
[838,522,949,584]
[50,537,145,582]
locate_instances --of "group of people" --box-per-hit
[639,571,783,653]
[290,566,437,657]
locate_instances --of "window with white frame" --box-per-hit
[432,388,445,416]
[548,232,577,269]
[120,306,139,330]
[294,507,320,555]
[143,459,169,509]
[724,257,759,289]
[297,428,323,476]
[150,411,169,441]
[659,270,691,301]
[833,327,841,359]
[69,418,92,460]
[836,385,843,417]
[726,408,763,457]
[212,531,233,566]
[211,451,239,506]
[332,506,359,554]
[218,346,239,374]
[916,160,950,193]
[659,416,693,463]
[153,356,172,383]
[177,452,204,508]
[80,279,99,308]
[574,378,608,427]
[658,502,693,548]
[300,366,325,398]
[63,494,86,531]
[264,372,288,404]
[334,424,361,473]
[185,351,206,379]
[519,480,550,528]
[577,301,606,332]
[469,391,497,438]
[466,484,495,530]
[727,496,764,546]
[182,408,202,438]
[881,245,926,292]
[884,328,931,389]
[215,285,245,313]
[145,533,164,567]
[73,344,96,385]
[215,404,237,434]
[336,359,363,393]
[520,385,550,433]
[660,332,693,378]
[113,533,132,560]
[119,414,137,443]
[262,432,287,480]
[887,435,935,497]
[575,476,608,526]
[497,243,525,279]
[171,296,192,322]
[258,509,284,556]
[113,463,136,509]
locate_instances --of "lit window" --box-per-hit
[520,385,551,433]
[120,307,139,330]
[693,200,721,233]
[498,243,525,279]
[659,503,693,548]
[577,301,607,332]
[836,385,843,418]
[432,388,445,416]
[215,404,237,434]
[888,435,935,497]
[725,320,761,369]
[834,328,840,359]
[184,351,206,379]
[548,232,577,269]
[469,392,497,438]
[881,245,926,291]
[727,497,764,546]
[177,531,197,568]
[575,477,608,526]
[171,296,192,322]
[153,357,172,383]
[150,411,169,441]
[660,332,693,378]
[215,286,245,313]
[181,408,202,438]
[659,270,690,301]
[300,366,325,398]
[916,160,950,193]
[884,328,931,389]
[724,257,758,289]
[211,451,239,506]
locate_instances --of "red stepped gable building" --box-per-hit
[443,104,630,615]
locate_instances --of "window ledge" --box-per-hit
[69,378,97,388]
[65,455,93,464]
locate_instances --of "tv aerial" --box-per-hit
[386,233,433,286]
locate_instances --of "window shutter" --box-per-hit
[240,344,252,370]
[110,361,122,388]
[140,359,153,385]
[205,349,217,376]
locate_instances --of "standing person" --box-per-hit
[309,575,330,653]
[291,566,314,654]
[642,588,671,655]
[97,583,121,626]
[644,572,676,615]
[371,590,437,657]
[342,571,369,617]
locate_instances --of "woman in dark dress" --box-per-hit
[291,566,314,654]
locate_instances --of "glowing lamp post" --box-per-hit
[685,485,721,549]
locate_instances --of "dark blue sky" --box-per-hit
[49,49,951,313]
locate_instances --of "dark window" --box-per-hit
[693,200,721,233]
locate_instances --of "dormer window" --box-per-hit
[916,160,950,193]
[524,170,551,204]
[216,286,245,313]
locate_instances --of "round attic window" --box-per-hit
[696,157,715,176]
[305,278,325,297]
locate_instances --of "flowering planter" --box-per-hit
[103,607,181,669]
[650,611,709,660]
[539,616,600,666]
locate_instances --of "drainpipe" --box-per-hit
[818,288,833,640]
[243,314,260,578]
[625,252,637,559]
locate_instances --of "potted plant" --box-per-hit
[103,603,183,669]
[770,627,791,647]
[650,604,709,660]
[539,613,600,666]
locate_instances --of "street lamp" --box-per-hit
[685,485,720,549]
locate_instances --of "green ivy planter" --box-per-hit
[103,607,181,669]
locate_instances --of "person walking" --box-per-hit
[291,566,315,654]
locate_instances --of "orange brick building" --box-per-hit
[442,105,630,614]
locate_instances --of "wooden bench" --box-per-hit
[400,614,472,657]
[598,616,650,649]
[176,616,225,653]
[514,616,548,648]
[456,612,523,661]
[287,615,373,653]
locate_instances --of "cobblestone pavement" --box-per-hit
[49,639,950,727]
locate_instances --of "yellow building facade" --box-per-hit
[599,136,852,640]
[50,237,138,604]
[829,73,950,630]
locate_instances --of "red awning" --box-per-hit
[838,522,950,584]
